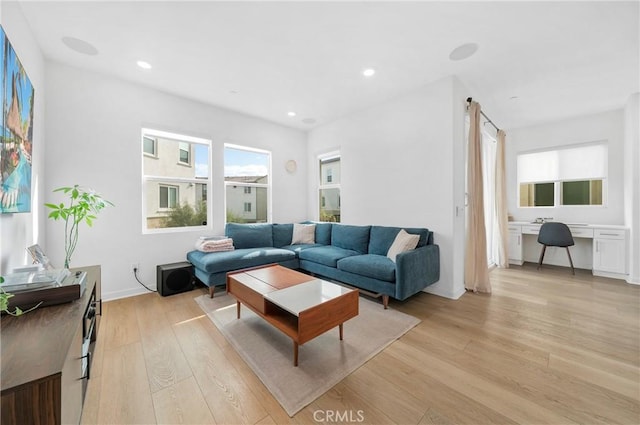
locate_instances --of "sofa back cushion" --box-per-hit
[368,226,430,256]
[331,224,371,254]
[315,222,333,245]
[272,223,293,247]
[225,223,273,249]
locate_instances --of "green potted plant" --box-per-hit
[45,185,113,269]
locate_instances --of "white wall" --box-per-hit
[624,93,639,284]
[45,62,307,300]
[307,76,468,299]
[506,109,626,225]
[0,2,46,275]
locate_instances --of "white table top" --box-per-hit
[264,279,355,316]
[510,221,627,229]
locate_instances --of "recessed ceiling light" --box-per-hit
[137,60,152,69]
[363,68,376,77]
[61,36,98,56]
[510,96,519,100]
[449,43,479,61]
[287,111,296,117]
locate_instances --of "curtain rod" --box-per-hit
[466,97,500,132]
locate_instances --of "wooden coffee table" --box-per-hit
[226,264,359,366]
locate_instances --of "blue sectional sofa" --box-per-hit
[186,222,440,308]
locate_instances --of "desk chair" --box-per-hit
[537,222,575,275]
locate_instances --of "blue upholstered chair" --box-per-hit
[537,222,575,275]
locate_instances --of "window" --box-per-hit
[178,142,190,165]
[159,185,178,209]
[517,142,607,208]
[319,152,340,222]
[224,144,271,223]
[142,128,211,232]
[143,136,157,156]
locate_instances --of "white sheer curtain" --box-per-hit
[495,130,509,268]
[481,129,498,267]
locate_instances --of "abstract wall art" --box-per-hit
[1,24,35,213]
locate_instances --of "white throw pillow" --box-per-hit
[387,229,420,262]
[291,223,316,244]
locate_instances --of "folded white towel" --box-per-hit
[195,237,235,252]
[198,244,235,253]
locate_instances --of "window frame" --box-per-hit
[141,128,212,234]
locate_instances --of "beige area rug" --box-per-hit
[195,293,420,416]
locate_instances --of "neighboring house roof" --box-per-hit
[225,175,267,184]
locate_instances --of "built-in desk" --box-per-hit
[507,222,628,280]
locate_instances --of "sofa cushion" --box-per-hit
[226,223,273,249]
[302,221,333,245]
[368,226,430,255]
[187,247,295,274]
[337,254,396,282]
[272,223,293,247]
[331,224,371,254]
[298,245,360,268]
[315,222,333,245]
[386,229,420,262]
[292,223,316,244]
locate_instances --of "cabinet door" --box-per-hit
[508,231,523,264]
[593,238,626,274]
[61,325,84,425]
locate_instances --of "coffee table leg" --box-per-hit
[236,301,241,319]
[339,323,344,340]
[293,342,299,367]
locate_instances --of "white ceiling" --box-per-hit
[16,1,640,131]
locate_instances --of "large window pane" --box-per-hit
[519,182,554,207]
[224,145,271,224]
[226,185,268,223]
[320,157,340,185]
[319,154,341,222]
[562,180,603,205]
[319,188,340,222]
[145,180,207,229]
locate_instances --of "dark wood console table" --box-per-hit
[1,265,101,425]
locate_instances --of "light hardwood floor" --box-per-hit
[81,263,640,424]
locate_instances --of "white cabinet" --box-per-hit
[508,225,523,265]
[505,222,628,280]
[593,228,627,276]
